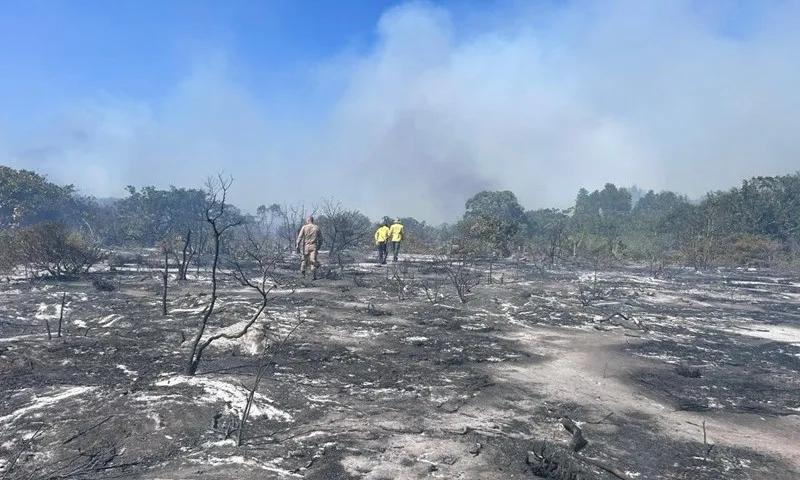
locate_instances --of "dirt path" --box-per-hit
[493,325,800,473]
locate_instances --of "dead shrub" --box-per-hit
[92,277,117,292]
[676,362,702,378]
[14,221,106,278]
[577,271,617,307]
[434,255,481,303]
[526,441,582,479]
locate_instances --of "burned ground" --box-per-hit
[1,255,799,479]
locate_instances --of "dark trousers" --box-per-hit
[391,241,401,261]
[377,242,387,264]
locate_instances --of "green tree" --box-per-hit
[0,166,82,228]
[464,190,525,223]
[524,208,571,266]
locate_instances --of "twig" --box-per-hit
[93,461,140,472]
[1,424,45,480]
[62,415,114,445]
[58,292,66,337]
[580,456,635,480]
[702,420,713,458]
[585,412,614,424]
[238,312,307,446]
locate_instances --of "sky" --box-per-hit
[1,0,799,223]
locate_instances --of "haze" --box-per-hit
[1,0,798,223]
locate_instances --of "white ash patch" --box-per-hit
[719,324,800,345]
[97,314,126,327]
[71,318,88,328]
[201,320,267,355]
[189,455,302,477]
[116,364,137,376]
[0,385,98,424]
[460,323,493,332]
[350,328,384,338]
[0,334,42,342]
[132,393,186,404]
[204,438,237,447]
[167,305,208,314]
[154,375,292,421]
[34,302,61,320]
[306,395,346,407]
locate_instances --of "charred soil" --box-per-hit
[1,256,799,479]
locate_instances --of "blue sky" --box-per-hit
[0,0,405,123]
[1,0,798,222]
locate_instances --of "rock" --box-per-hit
[440,455,458,465]
[469,442,482,456]
[92,277,117,292]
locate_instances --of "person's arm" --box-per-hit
[296,225,305,252]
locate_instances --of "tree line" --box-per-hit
[2,164,799,277]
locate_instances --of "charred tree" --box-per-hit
[161,244,169,316]
[173,228,195,281]
[185,174,243,376]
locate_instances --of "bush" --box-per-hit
[719,233,783,268]
[0,230,21,276]
[14,221,106,278]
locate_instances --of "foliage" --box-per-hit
[388,217,444,252]
[0,230,20,275]
[453,215,520,258]
[317,198,372,265]
[4,163,799,272]
[110,185,208,246]
[12,221,106,278]
[262,202,317,252]
[0,166,85,228]
[719,233,784,268]
[524,208,571,266]
[464,190,525,223]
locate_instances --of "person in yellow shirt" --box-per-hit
[388,218,404,262]
[374,221,390,265]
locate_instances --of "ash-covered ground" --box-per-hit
[1,252,799,479]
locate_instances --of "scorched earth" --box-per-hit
[1,253,799,479]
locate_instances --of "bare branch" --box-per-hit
[238,311,307,446]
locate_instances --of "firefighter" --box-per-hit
[295,216,323,279]
[374,221,390,265]
[388,218,404,262]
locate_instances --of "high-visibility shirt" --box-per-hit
[388,223,404,242]
[375,225,390,243]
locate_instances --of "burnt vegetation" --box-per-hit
[1,165,799,479]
